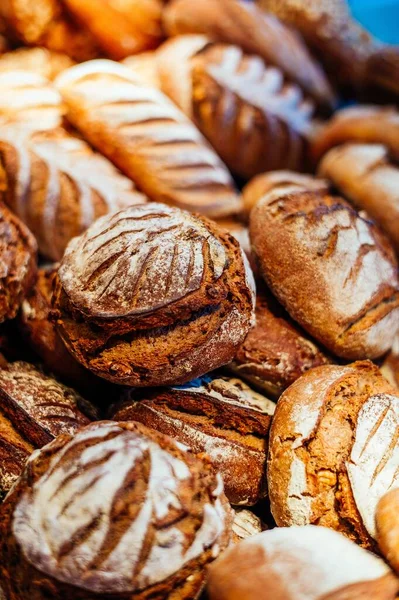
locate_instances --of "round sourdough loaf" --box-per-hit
[54,203,255,386]
[207,526,399,600]
[0,201,37,324]
[111,374,275,505]
[0,420,232,600]
[249,186,399,359]
[268,361,399,550]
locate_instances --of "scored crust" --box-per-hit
[268,361,399,550]
[54,203,255,386]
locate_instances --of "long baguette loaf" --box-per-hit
[157,35,314,179]
[55,60,241,217]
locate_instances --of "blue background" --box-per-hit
[349,0,399,44]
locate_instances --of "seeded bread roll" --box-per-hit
[250,186,399,360]
[312,105,399,162]
[54,203,255,387]
[242,170,329,220]
[231,508,264,544]
[0,47,74,79]
[0,360,96,498]
[62,0,164,60]
[0,420,232,600]
[319,144,399,253]
[0,127,146,261]
[0,201,37,324]
[55,60,241,218]
[112,374,274,505]
[268,361,399,550]
[229,290,330,398]
[163,0,333,109]
[207,526,399,600]
[157,35,314,179]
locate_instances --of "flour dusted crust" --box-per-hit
[207,526,398,600]
[319,144,399,252]
[157,35,314,179]
[250,188,399,359]
[268,361,399,550]
[0,128,146,261]
[0,201,37,324]
[0,420,231,600]
[0,47,74,79]
[55,59,241,218]
[54,203,255,386]
[163,0,333,108]
[112,375,273,505]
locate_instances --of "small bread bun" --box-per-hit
[54,203,255,387]
[207,526,399,600]
[268,361,399,550]
[231,508,264,544]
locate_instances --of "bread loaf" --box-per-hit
[112,374,275,505]
[0,47,74,79]
[229,290,330,398]
[0,420,232,600]
[123,51,160,88]
[381,335,399,391]
[55,60,241,217]
[207,526,399,600]
[157,35,314,179]
[54,203,255,386]
[319,144,399,253]
[0,127,146,260]
[62,0,164,60]
[231,509,264,544]
[376,489,399,575]
[268,361,399,550]
[0,201,37,323]
[163,0,333,108]
[249,186,399,359]
[366,47,399,100]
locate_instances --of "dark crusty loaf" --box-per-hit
[229,289,330,398]
[157,35,314,179]
[163,0,333,108]
[268,361,399,551]
[319,143,399,253]
[249,185,399,360]
[54,203,255,386]
[0,420,232,600]
[112,374,275,505]
[0,201,37,323]
[0,360,96,498]
[55,60,242,218]
[0,127,146,261]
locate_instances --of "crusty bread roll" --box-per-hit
[163,0,333,109]
[377,489,399,576]
[55,60,241,218]
[231,509,264,544]
[319,144,399,253]
[157,35,314,179]
[242,170,329,220]
[249,184,399,360]
[62,0,164,60]
[122,51,160,88]
[268,361,399,550]
[0,127,146,261]
[207,526,399,600]
[312,105,399,162]
[0,47,74,79]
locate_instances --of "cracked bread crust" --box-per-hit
[54,203,255,387]
[0,420,232,600]
[250,189,399,359]
[0,201,37,323]
[268,361,399,550]
[111,375,274,505]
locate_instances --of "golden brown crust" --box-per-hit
[163,0,334,108]
[157,36,313,179]
[122,51,160,87]
[319,143,399,253]
[0,201,37,323]
[55,60,241,218]
[63,0,164,60]
[268,362,399,550]
[0,127,146,261]
[0,47,74,79]
[376,489,399,575]
[54,203,255,387]
[381,336,399,391]
[229,290,330,398]
[250,188,399,359]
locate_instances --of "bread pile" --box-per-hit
[1,1,399,599]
